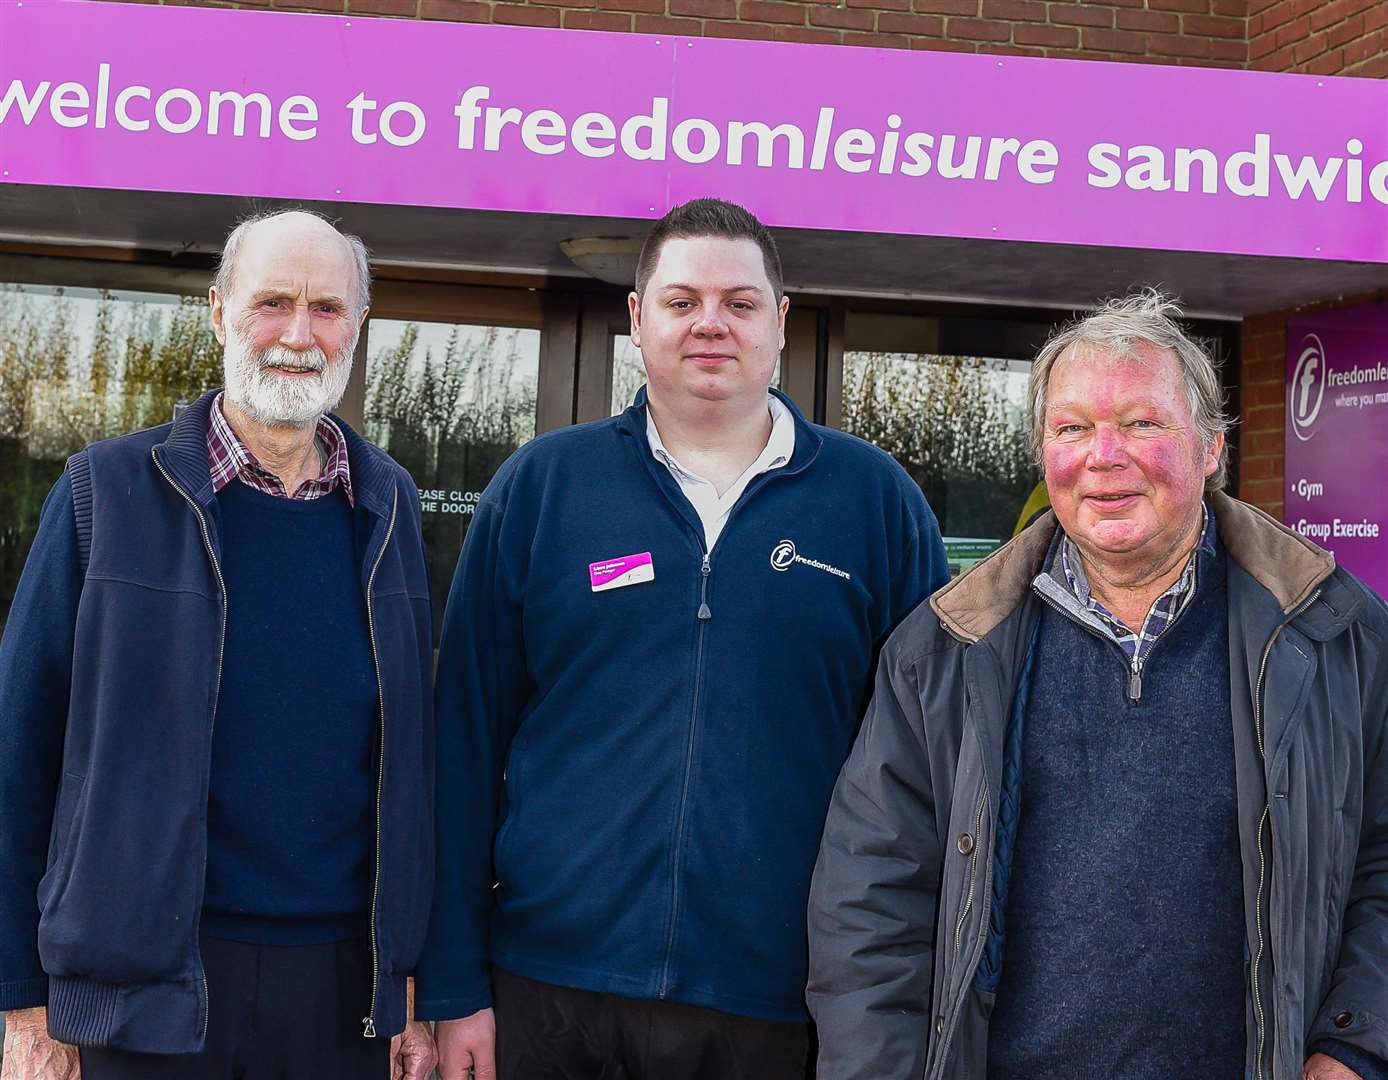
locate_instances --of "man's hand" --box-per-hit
[390,1019,438,1080]
[1304,1052,1363,1080]
[435,1007,496,1080]
[1,1008,80,1080]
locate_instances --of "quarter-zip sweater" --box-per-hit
[987,537,1246,1078]
[416,389,948,1023]
[0,390,435,1051]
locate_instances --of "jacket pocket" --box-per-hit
[492,745,527,892]
[36,771,87,911]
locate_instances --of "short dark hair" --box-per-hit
[634,198,784,302]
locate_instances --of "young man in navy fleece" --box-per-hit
[418,198,949,1079]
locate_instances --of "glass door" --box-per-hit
[0,282,220,630]
[362,316,541,638]
[837,311,1042,576]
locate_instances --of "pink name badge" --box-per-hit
[589,551,655,593]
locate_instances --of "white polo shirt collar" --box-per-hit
[647,393,795,553]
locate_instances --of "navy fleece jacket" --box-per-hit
[416,389,948,1022]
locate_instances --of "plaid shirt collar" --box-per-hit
[1059,503,1216,663]
[207,391,353,506]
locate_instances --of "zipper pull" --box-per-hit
[1128,664,1143,701]
[697,554,712,620]
[362,1016,377,1038]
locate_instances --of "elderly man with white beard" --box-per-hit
[0,210,438,1080]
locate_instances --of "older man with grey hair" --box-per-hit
[807,289,1388,1080]
[0,209,437,1080]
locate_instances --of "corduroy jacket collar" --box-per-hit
[931,490,1345,646]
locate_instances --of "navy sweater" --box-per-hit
[416,390,948,1022]
[201,481,377,944]
[987,540,1247,1077]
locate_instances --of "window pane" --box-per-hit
[609,333,782,415]
[0,284,221,630]
[610,335,645,415]
[363,320,540,638]
[841,349,1039,576]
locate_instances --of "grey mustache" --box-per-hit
[255,348,327,374]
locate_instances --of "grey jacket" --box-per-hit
[807,493,1388,1079]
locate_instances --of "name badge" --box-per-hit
[589,551,655,593]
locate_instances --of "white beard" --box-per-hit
[222,326,356,428]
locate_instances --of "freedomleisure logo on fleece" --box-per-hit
[770,540,852,581]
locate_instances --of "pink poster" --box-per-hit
[3,0,1388,263]
[1285,304,1388,599]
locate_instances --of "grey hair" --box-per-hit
[1027,288,1230,491]
[213,208,371,317]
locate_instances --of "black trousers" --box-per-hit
[78,937,390,1080]
[493,967,811,1080]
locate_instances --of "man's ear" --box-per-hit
[209,287,227,346]
[1204,430,1226,479]
[627,291,642,348]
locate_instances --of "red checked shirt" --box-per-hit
[207,391,354,506]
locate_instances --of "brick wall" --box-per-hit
[163,0,1252,63]
[1247,0,1388,75]
[1237,314,1290,517]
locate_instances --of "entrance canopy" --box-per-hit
[2,185,1385,319]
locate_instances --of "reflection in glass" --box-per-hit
[364,320,539,637]
[841,351,1038,575]
[609,334,782,415]
[0,284,221,629]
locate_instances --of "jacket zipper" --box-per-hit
[658,551,713,998]
[644,446,799,999]
[355,488,399,1032]
[1034,587,1158,703]
[952,790,986,964]
[1034,588,1133,676]
[151,449,227,1046]
[361,488,399,1040]
[1249,587,1321,1080]
[1128,656,1144,701]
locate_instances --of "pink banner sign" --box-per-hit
[1285,304,1388,601]
[3,0,1388,262]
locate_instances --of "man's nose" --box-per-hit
[280,305,314,350]
[1088,426,1127,467]
[690,303,728,336]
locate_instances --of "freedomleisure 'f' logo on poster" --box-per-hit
[1290,333,1327,441]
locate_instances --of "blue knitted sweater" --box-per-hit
[987,538,1247,1077]
[201,481,378,944]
